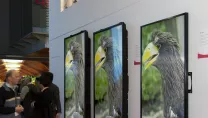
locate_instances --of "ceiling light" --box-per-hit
[5,64,21,68]
[2,59,23,63]
[6,68,20,71]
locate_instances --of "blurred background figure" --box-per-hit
[20,77,41,118]
[47,72,62,118]
[19,77,31,93]
[0,70,24,118]
[31,72,56,118]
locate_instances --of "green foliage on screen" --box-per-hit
[142,18,179,103]
[141,22,166,103]
[94,30,111,101]
[64,36,77,99]
[142,66,162,102]
[95,68,108,100]
[65,70,75,98]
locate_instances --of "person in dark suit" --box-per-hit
[47,72,62,118]
[31,72,55,118]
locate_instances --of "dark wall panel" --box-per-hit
[32,3,47,28]
[0,0,45,55]
[22,0,32,37]
[9,0,22,45]
[0,0,10,54]
[9,0,32,45]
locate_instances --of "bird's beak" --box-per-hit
[142,42,159,70]
[65,50,73,70]
[95,46,106,72]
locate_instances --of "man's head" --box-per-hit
[5,70,20,86]
[39,72,53,87]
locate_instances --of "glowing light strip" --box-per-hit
[2,59,23,63]
[2,59,23,71]
[5,64,21,68]
[6,68,20,71]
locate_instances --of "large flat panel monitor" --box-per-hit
[141,13,189,118]
[94,22,128,118]
[64,31,91,118]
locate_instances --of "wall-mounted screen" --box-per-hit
[94,22,128,118]
[141,13,188,118]
[64,31,90,118]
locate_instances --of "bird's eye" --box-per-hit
[156,44,161,49]
[104,48,107,52]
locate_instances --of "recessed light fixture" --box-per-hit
[5,68,20,71]
[2,59,23,63]
[2,59,23,71]
[5,64,21,68]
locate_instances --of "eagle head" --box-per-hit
[65,40,83,70]
[142,30,180,70]
[95,36,112,72]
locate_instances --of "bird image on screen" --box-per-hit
[95,25,123,118]
[65,35,85,118]
[142,30,184,118]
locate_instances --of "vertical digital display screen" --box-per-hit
[65,32,86,118]
[141,13,188,118]
[94,23,127,118]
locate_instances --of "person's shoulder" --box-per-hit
[21,86,29,91]
[0,83,6,92]
[50,83,59,89]
[44,88,54,96]
[51,83,57,87]
[0,86,4,91]
[27,83,35,88]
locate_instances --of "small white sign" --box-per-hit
[134,44,141,65]
[199,30,208,54]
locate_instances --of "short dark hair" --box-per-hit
[5,70,15,82]
[36,77,40,82]
[39,72,53,87]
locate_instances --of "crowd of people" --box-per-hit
[0,70,61,118]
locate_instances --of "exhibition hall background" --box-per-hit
[49,0,208,117]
